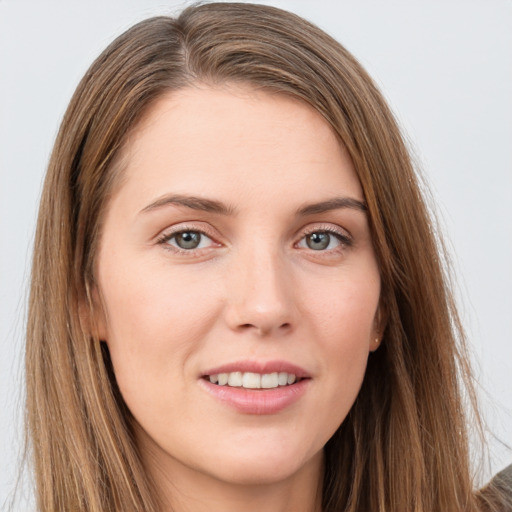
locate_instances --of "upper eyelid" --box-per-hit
[156,222,219,241]
[298,222,352,240]
[159,229,213,243]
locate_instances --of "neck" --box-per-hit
[144,444,324,512]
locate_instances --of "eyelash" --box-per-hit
[156,225,218,255]
[156,224,353,255]
[297,225,353,252]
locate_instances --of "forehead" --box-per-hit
[111,84,363,215]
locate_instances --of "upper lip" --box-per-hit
[201,360,310,379]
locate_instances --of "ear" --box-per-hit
[369,301,388,352]
[79,282,108,342]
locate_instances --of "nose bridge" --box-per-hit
[225,236,294,335]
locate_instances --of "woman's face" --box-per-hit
[94,85,381,488]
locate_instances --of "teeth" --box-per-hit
[242,372,261,389]
[227,371,242,387]
[208,371,298,389]
[261,372,278,388]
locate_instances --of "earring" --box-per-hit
[375,337,380,344]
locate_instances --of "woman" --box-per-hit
[25,2,509,511]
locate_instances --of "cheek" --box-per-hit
[101,253,218,339]
[300,266,380,417]
[304,264,380,342]
[98,261,219,400]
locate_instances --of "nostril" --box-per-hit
[236,321,292,336]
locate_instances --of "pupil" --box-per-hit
[307,232,330,250]
[176,232,201,249]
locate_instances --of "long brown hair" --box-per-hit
[25,3,504,511]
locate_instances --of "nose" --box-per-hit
[223,245,295,337]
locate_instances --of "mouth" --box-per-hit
[203,371,306,389]
[199,361,311,414]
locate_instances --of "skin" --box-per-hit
[94,85,382,512]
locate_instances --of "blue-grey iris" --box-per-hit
[175,231,201,249]
[306,232,330,250]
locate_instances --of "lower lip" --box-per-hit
[199,379,310,415]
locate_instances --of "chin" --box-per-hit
[200,446,323,486]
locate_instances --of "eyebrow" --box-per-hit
[139,193,367,217]
[296,197,367,216]
[140,194,236,215]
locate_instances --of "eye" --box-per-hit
[159,229,215,251]
[297,229,350,251]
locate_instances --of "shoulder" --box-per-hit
[493,464,512,490]
[478,464,512,511]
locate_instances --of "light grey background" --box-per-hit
[1,0,511,507]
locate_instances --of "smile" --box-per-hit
[200,362,311,414]
[206,371,299,389]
